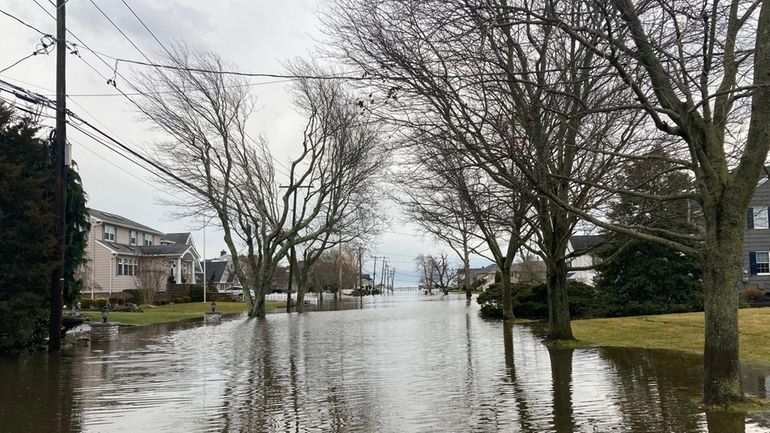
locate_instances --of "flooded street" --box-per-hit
[2,293,770,432]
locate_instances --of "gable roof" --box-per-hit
[569,235,605,252]
[89,208,164,235]
[96,240,196,258]
[161,232,191,245]
[201,260,228,283]
[140,244,193,256]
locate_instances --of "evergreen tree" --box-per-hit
[596,146,703,316]
[0,104,90,352]
[64,164,90,305]
[0,104,56,352]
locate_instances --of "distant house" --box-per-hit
[360,273,373,290]
[744,176,770,292]
[199,252,239,292]
[83,209,202,299]
[457,259,546,291]
[566,235,605,286]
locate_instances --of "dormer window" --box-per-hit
[129,230,137,245]
[144,233,154,246]
[103,225,116,241]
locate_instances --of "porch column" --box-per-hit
[175,257,182,284]
[190,261,196,284]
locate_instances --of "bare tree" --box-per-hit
[508,0,770,404]
[325,0,633,337]
[132,46,383,317]
[134,255,169,305]
[392,167,485,300]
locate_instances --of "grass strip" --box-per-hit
[81,301,284,326]
[572,307,770,364]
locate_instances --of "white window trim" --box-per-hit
[756,251,770,274]
[103,225,116,241]
[753,207,769,229]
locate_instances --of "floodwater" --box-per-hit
[1,293,770,433]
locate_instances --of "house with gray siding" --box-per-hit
[744,177,770,292]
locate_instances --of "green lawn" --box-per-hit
[81,301,284,326]
[571,307,770,364]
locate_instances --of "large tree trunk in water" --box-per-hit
[295,277,308,313]
[547,258,574,340]
[501,264,514,321]
[702,227,743,404]
[248,269,271,318]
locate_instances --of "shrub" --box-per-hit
[123,289,144,305]
[0,293,48,354]
[477,281,604,320]
[95,299,108,309]
[108,297,125,306]
[174,298,182,304]
[181,296,191,303]
[79,299,93,310]
[190,285,204,302]
[741,287,767,302]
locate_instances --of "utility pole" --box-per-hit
[383,263,389,295]
[49,0,68,352]
[380,258,387,295]
[371,256,381,297]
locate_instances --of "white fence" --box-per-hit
[265,292,322,302]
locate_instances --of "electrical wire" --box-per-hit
[0,8,51,36]
[87,0,154,63]
[0,35,56,74]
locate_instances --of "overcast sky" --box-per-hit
[1,0,494,286]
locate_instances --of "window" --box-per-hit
[129,230,137,245]
[144,234,153,246]
[117,258,137,276]
[751,207,769,229]
[103,225,116,241]
[757,252,770,274]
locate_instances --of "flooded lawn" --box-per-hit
[1,293,770,432]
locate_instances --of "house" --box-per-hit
[360,273,373,290]
[198,252,239,292]
[743,175,770,292]
[566,235,605,286]
[83,209,202,299]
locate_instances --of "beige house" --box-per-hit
[82,209,202,299]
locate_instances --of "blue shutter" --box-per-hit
[750,252,758,276]
[747,208,754,229]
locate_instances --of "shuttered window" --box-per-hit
[749,207,770,229]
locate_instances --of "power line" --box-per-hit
[0,8,51,36]
[70,137,169,195]
[119,0,173,58]
[87,0,153,63]
[0,35,56,74]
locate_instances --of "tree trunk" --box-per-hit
[547,258,574,340]
[248,268,271,318]
[702,225,743,404]
[463,238,472,300]
[295,276,308,313]
[501,264,514,321]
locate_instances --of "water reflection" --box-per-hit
[0,294,769,432]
